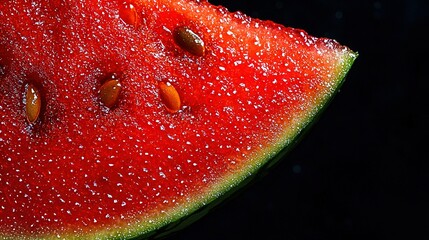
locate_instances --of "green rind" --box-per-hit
[1,50,357,240]
[143,48,359,240]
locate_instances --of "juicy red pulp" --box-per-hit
[0,0,353,237]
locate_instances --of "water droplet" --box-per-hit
[173,26,205,56]
[119,2,138,27]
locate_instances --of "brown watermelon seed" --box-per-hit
[119,2,138,27]
[25,83,42,124]
[173,26,205,56]
[159,82,181,113]
[99,77,122,109]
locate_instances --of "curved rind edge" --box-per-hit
[144,48,359,240]
[125,49,358,240]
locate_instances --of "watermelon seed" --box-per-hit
[25,83,42,124]
[99,77,122,109]
[119,2,138,27]
[159,82,181,113]
[173,26,205,56]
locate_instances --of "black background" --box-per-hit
[170,0,428,239]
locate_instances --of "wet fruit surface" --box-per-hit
[0,0,356,238]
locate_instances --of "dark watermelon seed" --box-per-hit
[159,82,181,113]
[173,26,205,56]
[119,2,138,27]
[25,83,42,124]
[99,76,122,109]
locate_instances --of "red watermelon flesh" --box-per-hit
[0,0,357,239]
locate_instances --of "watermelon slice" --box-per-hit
[0,0,357,239]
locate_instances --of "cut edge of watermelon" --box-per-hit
[1,48,357,240]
